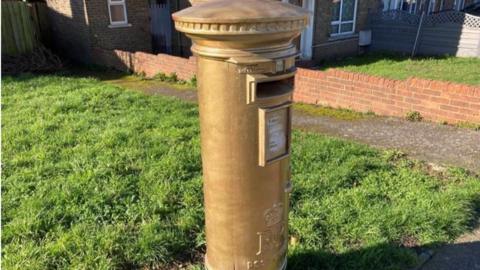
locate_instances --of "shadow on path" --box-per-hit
[420,238,480,270]
[421,195,480,270]
[287,240,479,270]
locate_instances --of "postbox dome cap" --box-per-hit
[172,0,309,36]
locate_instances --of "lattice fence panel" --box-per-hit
[370,10,421,25]
[424,11,480,28]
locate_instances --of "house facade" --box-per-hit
[45,0,382,63]
[44,0,479,65]
[46,0,151,63]
[281,0,380,61]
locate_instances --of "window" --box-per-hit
[427,0,437,13]
[383,0,417,14]
[453,0,465,10]
[404,0,417,13]
[108,0,128,25]
[331,0,358,36]
[383,0,401,10]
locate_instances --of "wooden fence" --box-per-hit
[2,1,49,56]
[370,10,480,57]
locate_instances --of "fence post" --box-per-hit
[411,12,426,57]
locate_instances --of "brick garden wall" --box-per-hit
[92,48,196,81]
[94,49,479,124]
[294,68,480,124]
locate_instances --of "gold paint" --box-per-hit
[173,1,308,269]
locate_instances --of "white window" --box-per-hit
[405,0,418,13]
[108,0,128,26]
[427,0,437,13]
[453,0,465,10]
[331,0,358,36]
[383,0,417,14]
[383,0,402,10]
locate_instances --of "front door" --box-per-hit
[149,0,172,54]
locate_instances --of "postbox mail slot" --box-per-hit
[258,103,292,167]
[246,72,295,104]
[256,77,293,100]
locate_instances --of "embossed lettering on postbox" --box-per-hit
[264,203,283,227]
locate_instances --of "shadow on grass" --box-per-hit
[59,63,130,81]
[289,192,480,270]
[288,241,480,270]
[419,241,480,270]
[2,62,131,82]
[289,242,420,270]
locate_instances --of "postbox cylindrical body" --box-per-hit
[173,2,308,269]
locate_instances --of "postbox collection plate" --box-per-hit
[258,103,292,167]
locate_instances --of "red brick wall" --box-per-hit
[93,49,479,124]
[134,52,196,80]
[92,48,196,81]
[294,68,480,124]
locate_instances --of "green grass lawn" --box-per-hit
[320,53,480,85]
[2,74,480,270]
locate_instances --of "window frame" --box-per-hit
[383,0,417,14]
[330,0,359,37]
[454,0,465,10]
[108,0,128,26]
[383,0,401,11]
[427,0,437,13]
[408,0,418,14]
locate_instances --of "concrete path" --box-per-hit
[111,81,480,173]
[293,111,480,173]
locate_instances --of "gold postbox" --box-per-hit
[173,1,308,269]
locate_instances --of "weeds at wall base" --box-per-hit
[134,72,197,88]
[294,103,376,121]
[455,121,480,131]
[406,111,423,122]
